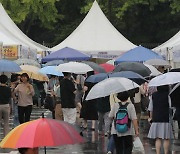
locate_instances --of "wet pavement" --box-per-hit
[0,108,180,154]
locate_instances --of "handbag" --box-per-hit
[44,94,55,111]
[133,137,145,154]
[141,95,149,112]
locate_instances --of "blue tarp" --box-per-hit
[115,46,163,65]
[42,47,91,62]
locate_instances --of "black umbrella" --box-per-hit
[82,61,106,73]
[113,62,151,77]
[169,68,180,72]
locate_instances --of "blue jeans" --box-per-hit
[13,102,19,127]
[107,135,115,153]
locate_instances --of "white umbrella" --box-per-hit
[148,72,180,87]
[144,59,170,68]
[144,64,162,76]
[56,62,93,74]
[85,77,139,100]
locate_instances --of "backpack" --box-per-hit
[114,102,131,133]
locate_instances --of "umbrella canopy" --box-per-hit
[42,47,90,63]
[18,65,48,81]
[14,58,41,68]
[114,46,163,64]
[144,64,162,76]
[99,63,115,72]
[0,59,21,72]
[56,62,93,74]
[39,66,64,77]
[169,83,180,107]
[85,71,147,85]
[113,62,151,77]
[144,59,170,68]
[44,60,64,66]
[148,72,180,87]
[0,118,84,149]
[82,61,106,73]
[85,73,109,83]
[109,71,147,85]
[85,77,139,100]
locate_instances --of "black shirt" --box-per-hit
[0,86,11,105]
[60,78,76,108]
[152,90,169,122]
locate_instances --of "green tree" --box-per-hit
[0,0,59,35]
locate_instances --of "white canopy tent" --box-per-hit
[51,0,136,59]
[153,30,180,53]
[0,30,21,45]
[0,3,48,51]
[153,30,180,68]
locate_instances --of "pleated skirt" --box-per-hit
[148,122,174,139]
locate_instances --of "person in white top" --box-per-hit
[109,91,139,154]
[14,73,34,124]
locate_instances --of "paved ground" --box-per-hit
[0,107,180,154]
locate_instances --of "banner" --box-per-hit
[2,45,18,60]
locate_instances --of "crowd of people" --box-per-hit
[0,66,180,154]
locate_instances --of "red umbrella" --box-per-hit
[99,63,115,72]
[0,117,84,153]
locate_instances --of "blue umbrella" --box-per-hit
[39,66,64,76]
[109,71,147,85]
[42,47,91,62]
[85,71,147,85]
[85,73,109,83]
[115,46,163,65]
[0,59,21,72]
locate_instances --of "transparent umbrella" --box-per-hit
[86,77,139,100]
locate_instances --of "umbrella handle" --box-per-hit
[42,113,44,118]
[44,146,46,154]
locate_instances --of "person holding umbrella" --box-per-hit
[0,74,12,137]
[148,85,173,154]
[60,72,77,124]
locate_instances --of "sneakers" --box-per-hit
[107,151,112,154]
